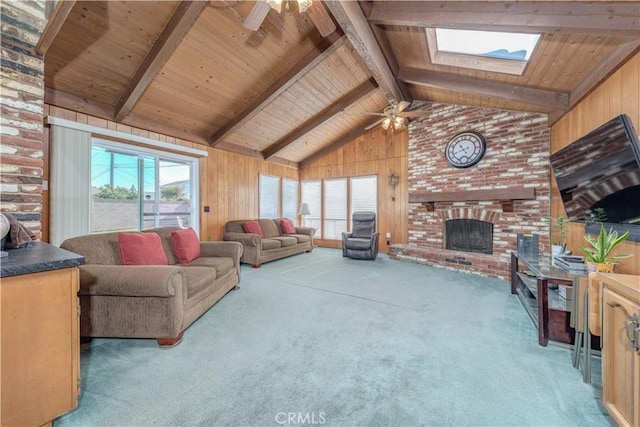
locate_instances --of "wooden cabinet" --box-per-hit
[1,267,80,426]
[599,273,640,427]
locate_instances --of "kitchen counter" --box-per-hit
[1,241,84,277]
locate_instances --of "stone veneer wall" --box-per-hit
[0,1,46,238]
[390,103,551,281]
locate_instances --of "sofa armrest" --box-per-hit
[200,241,243,262]
[223,232,261,247]
[78,265,186,298]
[295,226,315,237]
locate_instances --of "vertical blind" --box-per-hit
[50,125,92,246]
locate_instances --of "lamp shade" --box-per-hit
[297,203,311,216]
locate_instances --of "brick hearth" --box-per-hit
[389,103,551,281]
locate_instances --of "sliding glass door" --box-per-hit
[91,139,197,234]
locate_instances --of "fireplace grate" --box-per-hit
[445,219,493,255]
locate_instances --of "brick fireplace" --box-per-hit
[389,103,551,281]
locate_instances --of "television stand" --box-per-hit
[510,252,585,346]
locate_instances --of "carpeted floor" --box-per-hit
[55,248,610,426]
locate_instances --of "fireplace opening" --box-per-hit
[445,219,493,254]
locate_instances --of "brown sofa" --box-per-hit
[223,218,314,267]
[60,227,242,346]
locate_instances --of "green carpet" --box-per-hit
[55,248,610,426]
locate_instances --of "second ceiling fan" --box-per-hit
[243,0,336,37]
[362,100,431,131]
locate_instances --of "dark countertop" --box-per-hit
[1,241,85,278]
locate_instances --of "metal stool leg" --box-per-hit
[583,291,591,383]
[573,331,583,368]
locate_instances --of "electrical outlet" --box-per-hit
[204,206,210,213]
[385,232,391,238]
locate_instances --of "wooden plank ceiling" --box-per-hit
[42,1,640,167]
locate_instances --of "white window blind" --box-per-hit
[259,174,280,219]
[323,178,347,240]
[301,180,321,236]
[282,178,298,221]
[350,175,378,217]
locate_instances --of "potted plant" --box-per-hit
[543,215,568,256]
[579,224,632,272]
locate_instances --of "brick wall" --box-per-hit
[390,102,551,281]
[0,1,46,238]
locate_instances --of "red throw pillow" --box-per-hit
[118,232,168,265]
[242,220,265,238]
[280,218,297,234]
[171,228,201,264]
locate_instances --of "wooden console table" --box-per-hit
[510,251,584,346]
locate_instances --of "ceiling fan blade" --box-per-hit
[359,112,386,117]
[396,100,410,113]
[306,1,336,37]
[243,1,271,31]
[365,118,384,130]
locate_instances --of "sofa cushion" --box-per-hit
[171,228,201,264]
[272,236,297,247]
[258,219,279,238]
[182,267,217,298]
[242,220,265,238]
[261,238,282,250]
[186,256,234,279]
[290,233,311,244]
[280,218,296,234]
[118,232,168,265]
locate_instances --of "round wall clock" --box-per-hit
[445,131,487,168]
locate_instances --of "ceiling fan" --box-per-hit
[243,0,336,38]
[362,99,430,131]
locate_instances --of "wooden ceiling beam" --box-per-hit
[45,87,114,119]
[262,77,378,160]
[208,32,346,147]
[370,24,412,102]
[299,118,381,169]
[366,1,640,38]
[325,1,406,103]
[397,68,569,111]
[35,1,76,56]
[113,1,207,122]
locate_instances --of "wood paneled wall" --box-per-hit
[42,105,297,243]
[200,149,297,241]
[550,52,640,275]
[299,126,409,253]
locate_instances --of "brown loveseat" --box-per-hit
[223,218,314,267]
[60,227,242,346]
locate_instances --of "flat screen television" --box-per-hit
[550,114,640,241]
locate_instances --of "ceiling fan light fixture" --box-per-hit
[266,0,282,13]
[382,117,392,130]
[393,116,405,129]
[297,0,312,13]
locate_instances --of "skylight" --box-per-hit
[435,29,540,61]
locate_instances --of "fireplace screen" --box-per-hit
[445,219,493,255]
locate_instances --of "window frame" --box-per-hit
[91,137,200,235]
